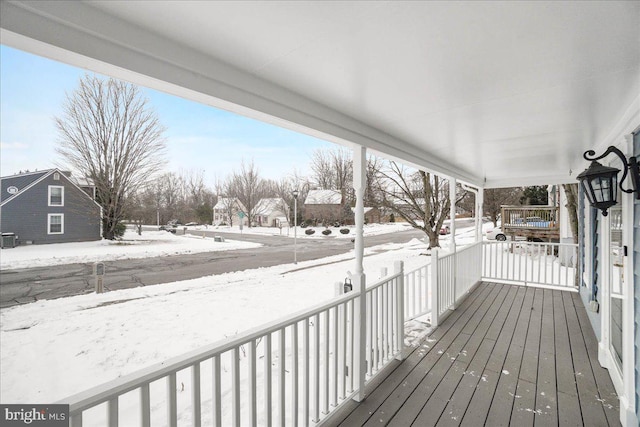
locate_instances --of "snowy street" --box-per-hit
[0,224,424,307]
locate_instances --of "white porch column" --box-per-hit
[449,178,456,253]
[477,187,484,242]
[352,145,367,402]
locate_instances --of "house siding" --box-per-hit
[1,173,100,244]
[579,187,602,339]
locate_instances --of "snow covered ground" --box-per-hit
[0,237,434,405]
[0,222,485,421]
[0,230,262,270]
[0,222,416,270]
[206,221,414,238]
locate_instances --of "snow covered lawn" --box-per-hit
[204,221,414,238]
[0,230,262,270]
[0,238,432,406]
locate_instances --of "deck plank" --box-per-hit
[435,285,521,427]
[409,284,514,426]
[570,292,620,426]
[459,286,528,426]
[335,282,496,426]
[484,286,536,425]
[323,284,621,427]
[554,290,582,425]
[534,289,558,426]
[377,285,504,426]
[562,291,610,427]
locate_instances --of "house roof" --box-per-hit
[256,198,288,214]
[1,170,49,203]
[305,190,342,205]
[1,2,639,188]
[0,168,100,209]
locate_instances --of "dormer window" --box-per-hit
[53,172,60,181]
[49,185,64,206]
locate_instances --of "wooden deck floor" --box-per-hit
[326,282,620,427]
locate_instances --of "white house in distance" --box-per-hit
[254,198,289,227]
[212,197,248,227]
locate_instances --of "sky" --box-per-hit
[0,45,335,185]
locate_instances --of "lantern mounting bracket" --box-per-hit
[583,146,639,197]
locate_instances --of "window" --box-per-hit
[49,186,64,206]
[48,214,64,234]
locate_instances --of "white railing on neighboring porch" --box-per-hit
[63,239,582,426]
[482,241,578,288]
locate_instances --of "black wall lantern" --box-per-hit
[577,146,640,216]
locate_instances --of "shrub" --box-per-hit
[340,228,350,234]
[114,222,127,238]
[305,229,315,235]
[322,229,332,235]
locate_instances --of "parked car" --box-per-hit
[486,227,507,241]
[185,222,199,226]
[439,225,450,235]
[525,216,551,227]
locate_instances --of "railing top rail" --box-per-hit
[501,205,558,210]
[483,240,577,248]
[436,241,483,260]
[58,289,359,412]
[366,271,402,291]
[404,263,429,276]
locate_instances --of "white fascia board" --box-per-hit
[0,1,483,187]
[484,173,579,189]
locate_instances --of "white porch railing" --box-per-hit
[61,239,580,425]
[431,242,483,327]
[60,266,410,426]
[482,241,578,288]
[403,263,431,321]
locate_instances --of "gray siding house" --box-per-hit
[0,169,101,245]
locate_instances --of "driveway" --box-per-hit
[0,228,425,308]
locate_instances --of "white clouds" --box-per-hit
[0,141,29,150]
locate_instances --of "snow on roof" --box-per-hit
[351,207,375,214]
[256,198,287,214]
[213,198,236,210]
[305,189,342,205]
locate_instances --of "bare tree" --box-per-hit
[483,187,523,226]
[373,161,463,248]
[227,160,270,227]
[310,147,353,193]
[562,183,579,244]
[56,74,166,239]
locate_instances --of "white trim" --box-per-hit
[47,213,64,235]
[595,137,638,427]
[48,185,64,207]
[620,134,637,427]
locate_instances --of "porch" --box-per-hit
[57,240,624,426]
[326,281,620,426]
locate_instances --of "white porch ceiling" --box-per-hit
[1,1,639,188]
